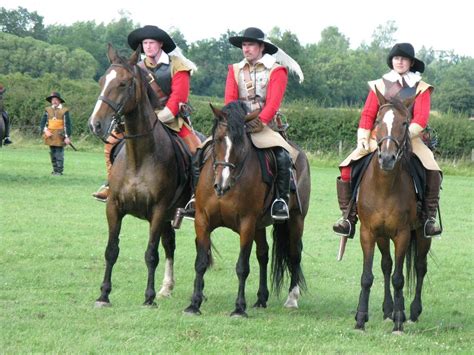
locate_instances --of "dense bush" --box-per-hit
[1,74,472,159]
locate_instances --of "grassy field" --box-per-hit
[1,145,473,353]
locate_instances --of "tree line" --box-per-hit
[1,6,473,113]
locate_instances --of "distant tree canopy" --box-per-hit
[1,6,473,113]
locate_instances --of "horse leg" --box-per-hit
[184,219,211,315]
[283,216,305,309]
[355,227,376,330]
[391,232,411,333]
[377,237,394,320]
[231,222,255,317]
[253,227,269,308]
[158,222,176,298]
[95,205,123,307]
[143,212,166,306]
[410,230,431,322]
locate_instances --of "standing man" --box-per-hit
[224,27,304,221]
[40,92,72,176]
[92,25,199,201]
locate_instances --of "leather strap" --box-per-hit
[138,62,168,107]
[242,66,256,100]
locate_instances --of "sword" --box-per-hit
[68,142,78,151]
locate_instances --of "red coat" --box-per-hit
[166,71,190,116]
[359,89,431,130]
[224,64,288,125]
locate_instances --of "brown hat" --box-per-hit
[229,27,278,55]
[127,25,176,53]
[46,92,65,103]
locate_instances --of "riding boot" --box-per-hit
[332,177,358,238]
[271,148,291,222]
[423,170,442,237]
[50,149,57,174]
[172,149,203,229]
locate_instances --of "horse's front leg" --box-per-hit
[391,230,411,333]
[377,237,394,320]
[143,211,166,306]
[184,214,211,315]
[95,204,124,307]
[253,228,269,308]
[410,231,431,322]
[231,220,255,317]
[158,222,176,298]
[355,226,376,330]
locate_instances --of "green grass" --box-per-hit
[1,145,473,353]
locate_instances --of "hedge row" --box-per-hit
[1,74,472,158]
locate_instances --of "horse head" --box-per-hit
[374,86,416,171]
[210,101,250,197]
[88,43,143,142]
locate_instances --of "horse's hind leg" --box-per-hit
[283,217,305,309]
[253,228,269,308]
[158,222,176,298]
[95,206,123,307]
[391,231,411,333]
[377,237,394,320]
[410,231,431,322]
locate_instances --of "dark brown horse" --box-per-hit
[355,89,432,333]
[88,44,191,306]
[184,101,311,317]
[0,87,6,146]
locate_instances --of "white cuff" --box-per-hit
[157,106,175,123]
[409,123,424,138]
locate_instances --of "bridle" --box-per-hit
[375,103,410,161]
[97,63,157,141]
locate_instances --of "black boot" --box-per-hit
[3,113,12,144]
[332,177,358,238]
[3,137,12,145]
[423,170,442,238]
[271,148,291,222]
[172,150,202,229]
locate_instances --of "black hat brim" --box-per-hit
[128,25,176,53]
[46,95,65,103]
[229,36,278,55]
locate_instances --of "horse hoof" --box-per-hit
[143,301,157,308]
[94,301,111,308]
[384,317,393,323]
[392,330,404,335]
[283,299,298,309]
[158,289,172,298]
[183,306,201,316]
[252,301,267,308]
[230,311,248,318]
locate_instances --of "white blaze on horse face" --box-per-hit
[382,109,395,149]
[221,136,233,186]
[91,69,118,121]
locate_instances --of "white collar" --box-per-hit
[156,51,170,65]
[383,70,421,88]
[52,104,63,109]
[238,53,276,69]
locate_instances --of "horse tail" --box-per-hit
[405,230,417,296]
[271,222,306,296]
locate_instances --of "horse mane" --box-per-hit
[212,101,248,147]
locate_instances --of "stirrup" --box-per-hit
[423,217,442,239]
[92,184,108,203]
[183,196,195,220]
[333,217,353,238]
[271,198,289,221]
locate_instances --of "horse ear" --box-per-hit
[129,44,141,65]
[374,85,387,106]
[107,43,119,64]
[210,103,223,118]
[403,92,419,109]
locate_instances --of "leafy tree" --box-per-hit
[0,6,47,40]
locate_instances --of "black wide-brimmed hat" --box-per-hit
[387,43,425,73]
[229,27,278,55]
[127,25,176,53]
[46,92,65,103]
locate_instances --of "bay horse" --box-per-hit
[184,101,311,317]
[355,88,432,333]
[0,87,6,146]
[88,44,192,307]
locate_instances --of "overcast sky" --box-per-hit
[3,0,473,57]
